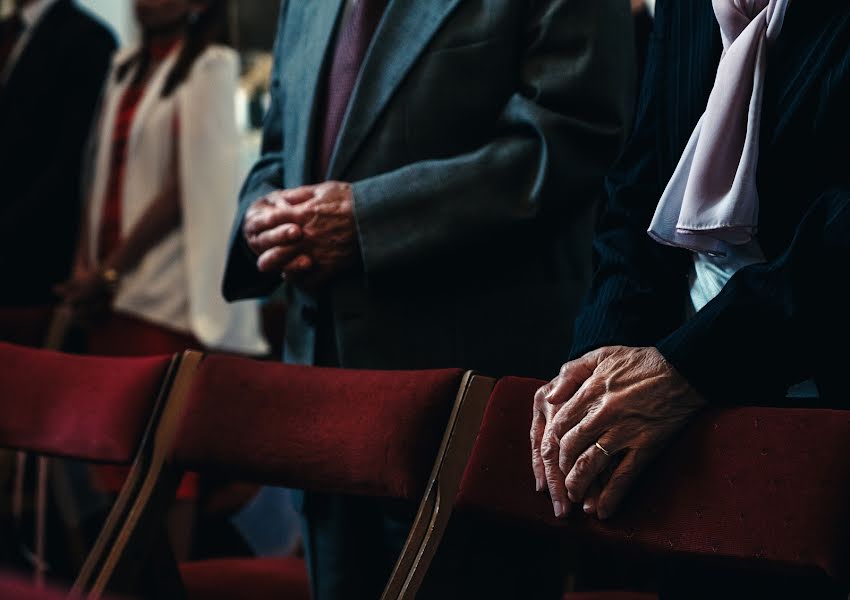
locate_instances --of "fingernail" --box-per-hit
[553,501,563,518]
[535,479,544,492]
[583,500,593,514]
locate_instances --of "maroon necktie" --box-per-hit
[315,0,388,180]
[0,13,25,81]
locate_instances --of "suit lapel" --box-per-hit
[282,0,344,184]
[1,0,68,104]
[327,0,461,179]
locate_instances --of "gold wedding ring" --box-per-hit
[595,441,611,457]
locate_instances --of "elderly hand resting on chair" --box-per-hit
[242,181,359,287]
[531,346,706,520]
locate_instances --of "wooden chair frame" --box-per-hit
[71,351,197,599]
[381,371,495,600]
[78,350,497,600]
[2,307,181,593]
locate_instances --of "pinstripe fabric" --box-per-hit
[572,0,850,406]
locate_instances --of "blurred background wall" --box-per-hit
[77,0,138,45]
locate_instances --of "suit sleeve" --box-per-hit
[569,0,692,360]
[351,0,635,279]
[222,0,289,301]
[656,188,850,404]
[572,0,850,405]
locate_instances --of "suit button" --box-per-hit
[301,306,318,327]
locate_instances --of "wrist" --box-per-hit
[99,266,122,293]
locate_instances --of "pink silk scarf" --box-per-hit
[648,0,791,255]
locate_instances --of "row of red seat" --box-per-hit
[0,340,848,599]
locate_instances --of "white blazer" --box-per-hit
[88,44,268,355]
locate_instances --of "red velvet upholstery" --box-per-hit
[0,573,83,599]
[173,354,465,499]
[180,557,310,600]
[0,342,172,462]
[0,306,54,347]
[456,377,850,581]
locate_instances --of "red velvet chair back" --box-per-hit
[455,377,850,582]
[0,342,173,464]
[82,352,475,599]
[0,574,80,600]
[172,354,466,499]
[0,572,125,599]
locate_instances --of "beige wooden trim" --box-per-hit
[74,350,203,599]
[71,352,183,595]
[381,372,496,600]
[87,349,203,599]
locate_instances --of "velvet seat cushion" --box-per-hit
[173,355,466,500]
[0,342,172,462]
[180,557,310,600]
[456,377,850,581]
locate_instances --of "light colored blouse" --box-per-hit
[87,44,268,355]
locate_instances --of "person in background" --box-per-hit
[224,0,635,598]
[57,0,267,358]
[57,0,267,559]
[532,0,850,597]
[0,0,115,307]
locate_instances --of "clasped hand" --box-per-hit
[243,181,358,287]
[530,346,705,520]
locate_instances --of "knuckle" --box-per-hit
[541,438,558,461]
[564,476,580,498]
[571,453,591,477]
[551,418,569,441]
[576,419,595,437]
[534,385,549,405]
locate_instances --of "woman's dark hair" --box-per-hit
[116,0,231,97]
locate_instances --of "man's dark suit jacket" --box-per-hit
[223,0,635,380]
[572,0,850,405]
[0,0,116,306]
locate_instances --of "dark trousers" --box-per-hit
[305,308,564,599]
[299,491,564,600]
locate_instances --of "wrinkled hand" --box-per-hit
[243,182,358,287]
[531,346,705,519]
[54,269,113,324]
